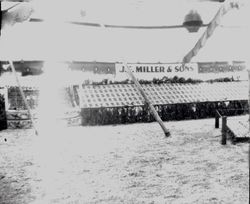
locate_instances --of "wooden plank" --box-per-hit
[227,119,249,138]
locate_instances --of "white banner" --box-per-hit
[115,63,199,80]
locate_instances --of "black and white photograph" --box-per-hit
[0,0,249,203]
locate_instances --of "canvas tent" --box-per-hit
[0,0,249,63]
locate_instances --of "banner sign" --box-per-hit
[69,62,116,74]
[198,61,246,73]
[115,63,199,80]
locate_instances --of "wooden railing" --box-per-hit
[215,108,249,145]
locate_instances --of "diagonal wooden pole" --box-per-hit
[98,20,170,136]
[8,60,38,135]
[123,62,170,137]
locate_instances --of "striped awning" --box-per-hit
[80,81,248,108]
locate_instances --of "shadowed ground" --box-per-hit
[0,118,249,203]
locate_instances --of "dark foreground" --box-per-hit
[0,118,249,203]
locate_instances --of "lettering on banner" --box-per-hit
[117,63,197,74]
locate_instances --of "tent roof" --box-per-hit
[0,0,249,62]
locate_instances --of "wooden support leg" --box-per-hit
[221,116,227,145]
[3,86,9,111]
[247,70,250,168]
[248,70,250,132]
[78,84,83,108]
[123,62,170,137]
[215,111,220,129]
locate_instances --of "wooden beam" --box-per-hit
[123,62,170,137]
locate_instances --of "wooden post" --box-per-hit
[3,86,9,111]
[70,85,77,107]
[8,60,38,135]
[248,70,250,132]
[215,110,220,129]
[248,70,250,174]
[123,62,170,137]
[221,116,227,145]
[77,83,83,108]
[77,83,84,125]
[248,70,250,173]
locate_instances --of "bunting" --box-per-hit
[182,0,244,64]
